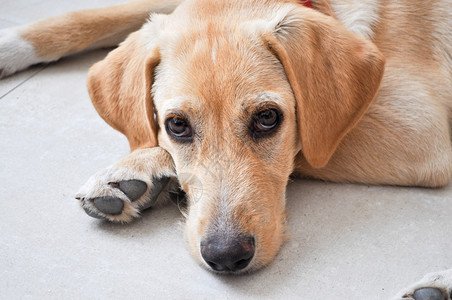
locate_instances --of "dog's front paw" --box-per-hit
[76,147,177,223]
[392,269,452,300]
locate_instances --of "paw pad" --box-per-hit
[110,180,147,201]
[93,196,125,215]
[142,177,170,210]
[411,287,447,300]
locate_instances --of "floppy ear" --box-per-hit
[87,29,160,151]
[263,7,385,168]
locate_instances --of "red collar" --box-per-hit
[299,0,313,8]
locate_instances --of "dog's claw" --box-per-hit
[409,288,448,300]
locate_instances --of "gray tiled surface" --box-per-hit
[1,1,451,299]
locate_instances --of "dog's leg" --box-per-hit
[76,147,179,223]
[0,0,182,78]
[391,269,452,300]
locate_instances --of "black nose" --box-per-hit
[200,235,255,272]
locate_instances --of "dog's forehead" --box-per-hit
[150,0,299,120]
[152,33,292,116]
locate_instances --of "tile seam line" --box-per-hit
[0,66,46,100]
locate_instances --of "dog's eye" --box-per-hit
[251,108,282,138]
[165,116,193,142]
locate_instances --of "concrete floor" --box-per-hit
[1,1,451,299]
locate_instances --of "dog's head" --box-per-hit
[87,0,384,273]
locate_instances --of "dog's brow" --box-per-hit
[160,96,188,115]
[252,91,286,108]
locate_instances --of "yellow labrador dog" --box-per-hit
[1,0,451,299]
